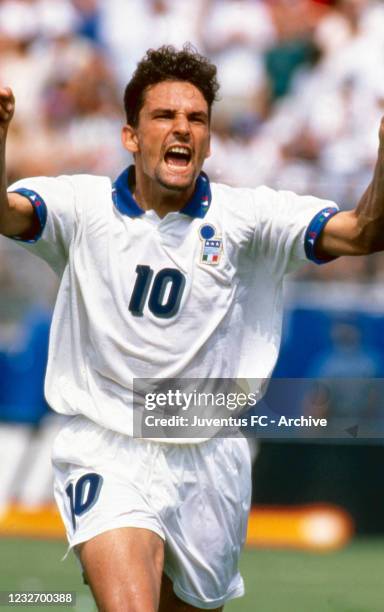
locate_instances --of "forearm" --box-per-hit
[0,88,34,237]
[0,133,10,225]
[354,138,384,253]
[0,139,33,237]
[316,120,384,258]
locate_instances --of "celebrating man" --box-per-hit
[1,45,383,611]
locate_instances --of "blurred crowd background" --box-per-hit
[1,0,384,530]
[2,0,384,298]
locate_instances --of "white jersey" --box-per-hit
[8,167,338,440]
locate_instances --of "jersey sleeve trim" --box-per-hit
[8,188,48,243]
[304,206,340,265]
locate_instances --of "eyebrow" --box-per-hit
[150,108,208,120]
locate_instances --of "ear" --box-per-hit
[122,124,139,154]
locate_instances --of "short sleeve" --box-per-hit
[7,175,77,276]
[253,187,339,276]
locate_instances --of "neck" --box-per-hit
[133,169,196,218]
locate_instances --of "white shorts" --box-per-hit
[52,415,252,610]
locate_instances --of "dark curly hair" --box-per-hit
[124,44,220,127]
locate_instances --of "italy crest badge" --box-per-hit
[199,224,222,265]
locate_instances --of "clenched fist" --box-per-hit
[0,87,15,134]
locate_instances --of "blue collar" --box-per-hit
[112,166,212,219]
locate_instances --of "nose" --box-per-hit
[172,113,190,139]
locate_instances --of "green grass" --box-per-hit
[228,541,384,612]
[0,538,93,612]
[0,538,383,612]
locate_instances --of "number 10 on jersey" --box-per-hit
[129,265,186,319]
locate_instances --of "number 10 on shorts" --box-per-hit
[65,473,103,529]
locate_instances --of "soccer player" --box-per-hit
[0,45,384,611]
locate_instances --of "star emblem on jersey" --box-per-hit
[199,224,222,265]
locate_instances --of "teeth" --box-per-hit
[167,146,190,155]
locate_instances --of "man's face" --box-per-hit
[122,80,211,193]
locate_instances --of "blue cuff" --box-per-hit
[305,207,339,265]
[9,188,47,243]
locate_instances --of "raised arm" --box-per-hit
[316,118,384,258]
[0,87,36,237]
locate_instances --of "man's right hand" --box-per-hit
[0,87,15,137]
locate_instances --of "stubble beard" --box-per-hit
[154,165,196,193]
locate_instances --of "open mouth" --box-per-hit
[164,146,192,168]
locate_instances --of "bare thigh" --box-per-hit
[78,527,164,612]
[159,574,223,612]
